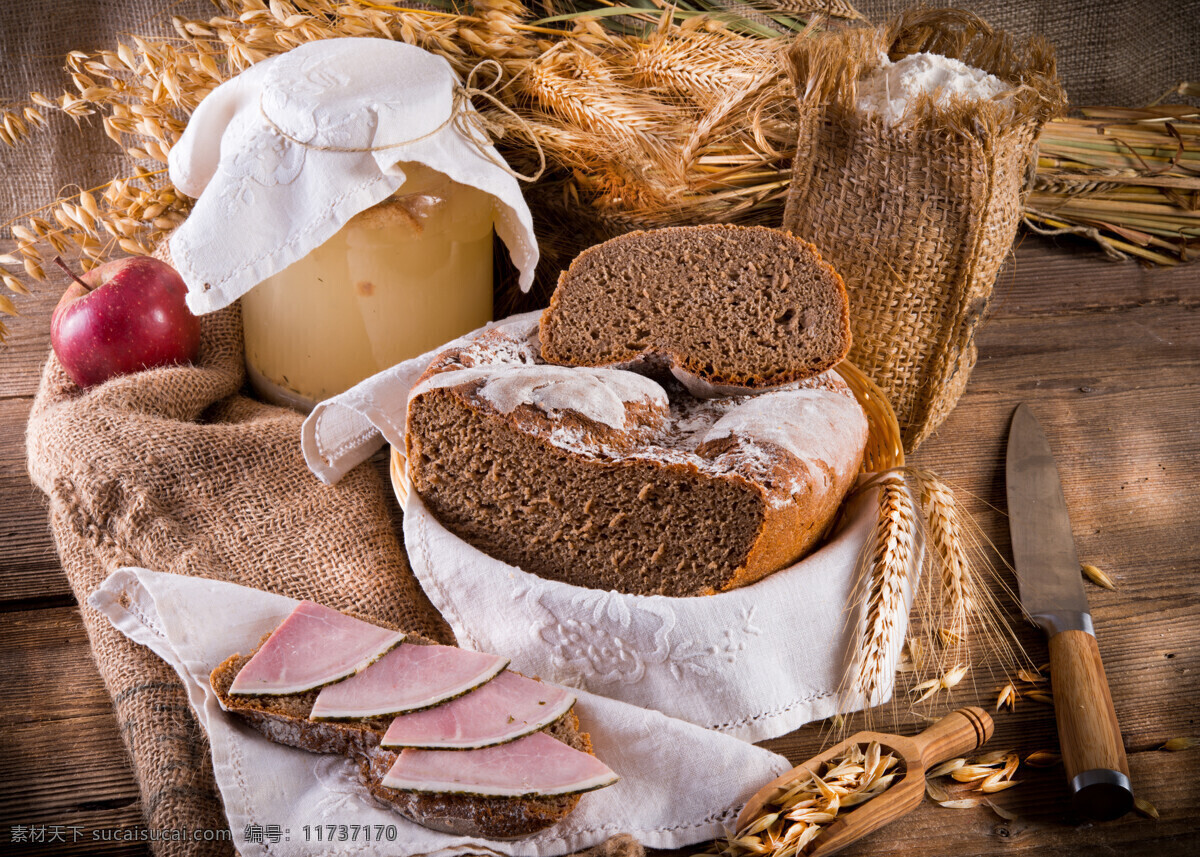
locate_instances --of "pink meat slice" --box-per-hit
[381,731,619,797]
[229,600,405,696]
[310,644,508,719]
[380,671,576,750]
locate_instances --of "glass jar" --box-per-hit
[242,162,495,410]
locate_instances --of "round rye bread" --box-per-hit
[405,318,868,597]
[539,224,852,390]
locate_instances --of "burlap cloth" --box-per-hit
[782,8,1067,449]
[24,288,646,856]
[24,294,447,850]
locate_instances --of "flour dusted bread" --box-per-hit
[405,316,868,597]
[539,225,852,391]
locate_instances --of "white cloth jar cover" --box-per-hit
[167,38,538,315]
[91,568,790,856]
[301,314,917,743]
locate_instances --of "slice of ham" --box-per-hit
[381,731,619,797]
[380,671,575,750]
[310,643,508,720]
[229,601,404,696]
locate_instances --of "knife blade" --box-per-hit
[1005,403,1133,821]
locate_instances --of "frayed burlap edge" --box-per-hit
[783,6,1066,450]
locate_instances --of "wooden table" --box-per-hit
[2,234,1198,855]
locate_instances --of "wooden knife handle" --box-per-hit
[1048,629,1134,820]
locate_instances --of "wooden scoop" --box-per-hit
[736,707,994,857]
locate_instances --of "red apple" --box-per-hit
[50,256,202,389]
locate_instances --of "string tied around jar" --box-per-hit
[258,58,546,183]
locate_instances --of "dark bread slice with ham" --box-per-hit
[210,620,594,838]
[357,714,589,839]
[211,642,391,756]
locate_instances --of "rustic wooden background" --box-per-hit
[1,233,1198,855]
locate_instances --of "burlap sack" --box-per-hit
[24,292,456,854]
[781,8,1067,450]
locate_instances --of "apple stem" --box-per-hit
[52,256,93,293]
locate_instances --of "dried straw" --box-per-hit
[3,2,1197,343]
[1028,99,1200,265]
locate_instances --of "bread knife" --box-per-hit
[1005,403,1133,820]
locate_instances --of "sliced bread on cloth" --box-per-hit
[210,600,615,839]
[89,568,793,856]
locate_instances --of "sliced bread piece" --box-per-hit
[357,713,591,839]
[539,225,852,390]
[210,620,593,838]
[211,638,391,757]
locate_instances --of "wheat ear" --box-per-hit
[920,474,972,650]
[905,467,1034,709]
[852,471,919,708]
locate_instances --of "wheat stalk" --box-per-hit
[918,473,971,653]
[630,25,780,105]
[835,461,1035,738]
[848,471,919,710]
[907,468,1037,720]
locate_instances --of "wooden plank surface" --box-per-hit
[1,234,1198,856]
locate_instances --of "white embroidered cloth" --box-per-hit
[301,314,916,743]
[404,486,895,743]
[89,568,790,856]
[167,38,538,316]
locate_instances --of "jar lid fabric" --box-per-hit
[168,38,538,315]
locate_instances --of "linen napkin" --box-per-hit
[89,568,790,856]
[301,314,916,743]
[167,38,538,316]
[404,485,891,744]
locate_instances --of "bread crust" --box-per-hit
[210,627,587,838]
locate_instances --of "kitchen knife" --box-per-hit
[1005,403,1133,820]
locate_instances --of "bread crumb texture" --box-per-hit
[540,225,852,388]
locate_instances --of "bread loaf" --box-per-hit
[539,225,852,391]
[406,317,868,597]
